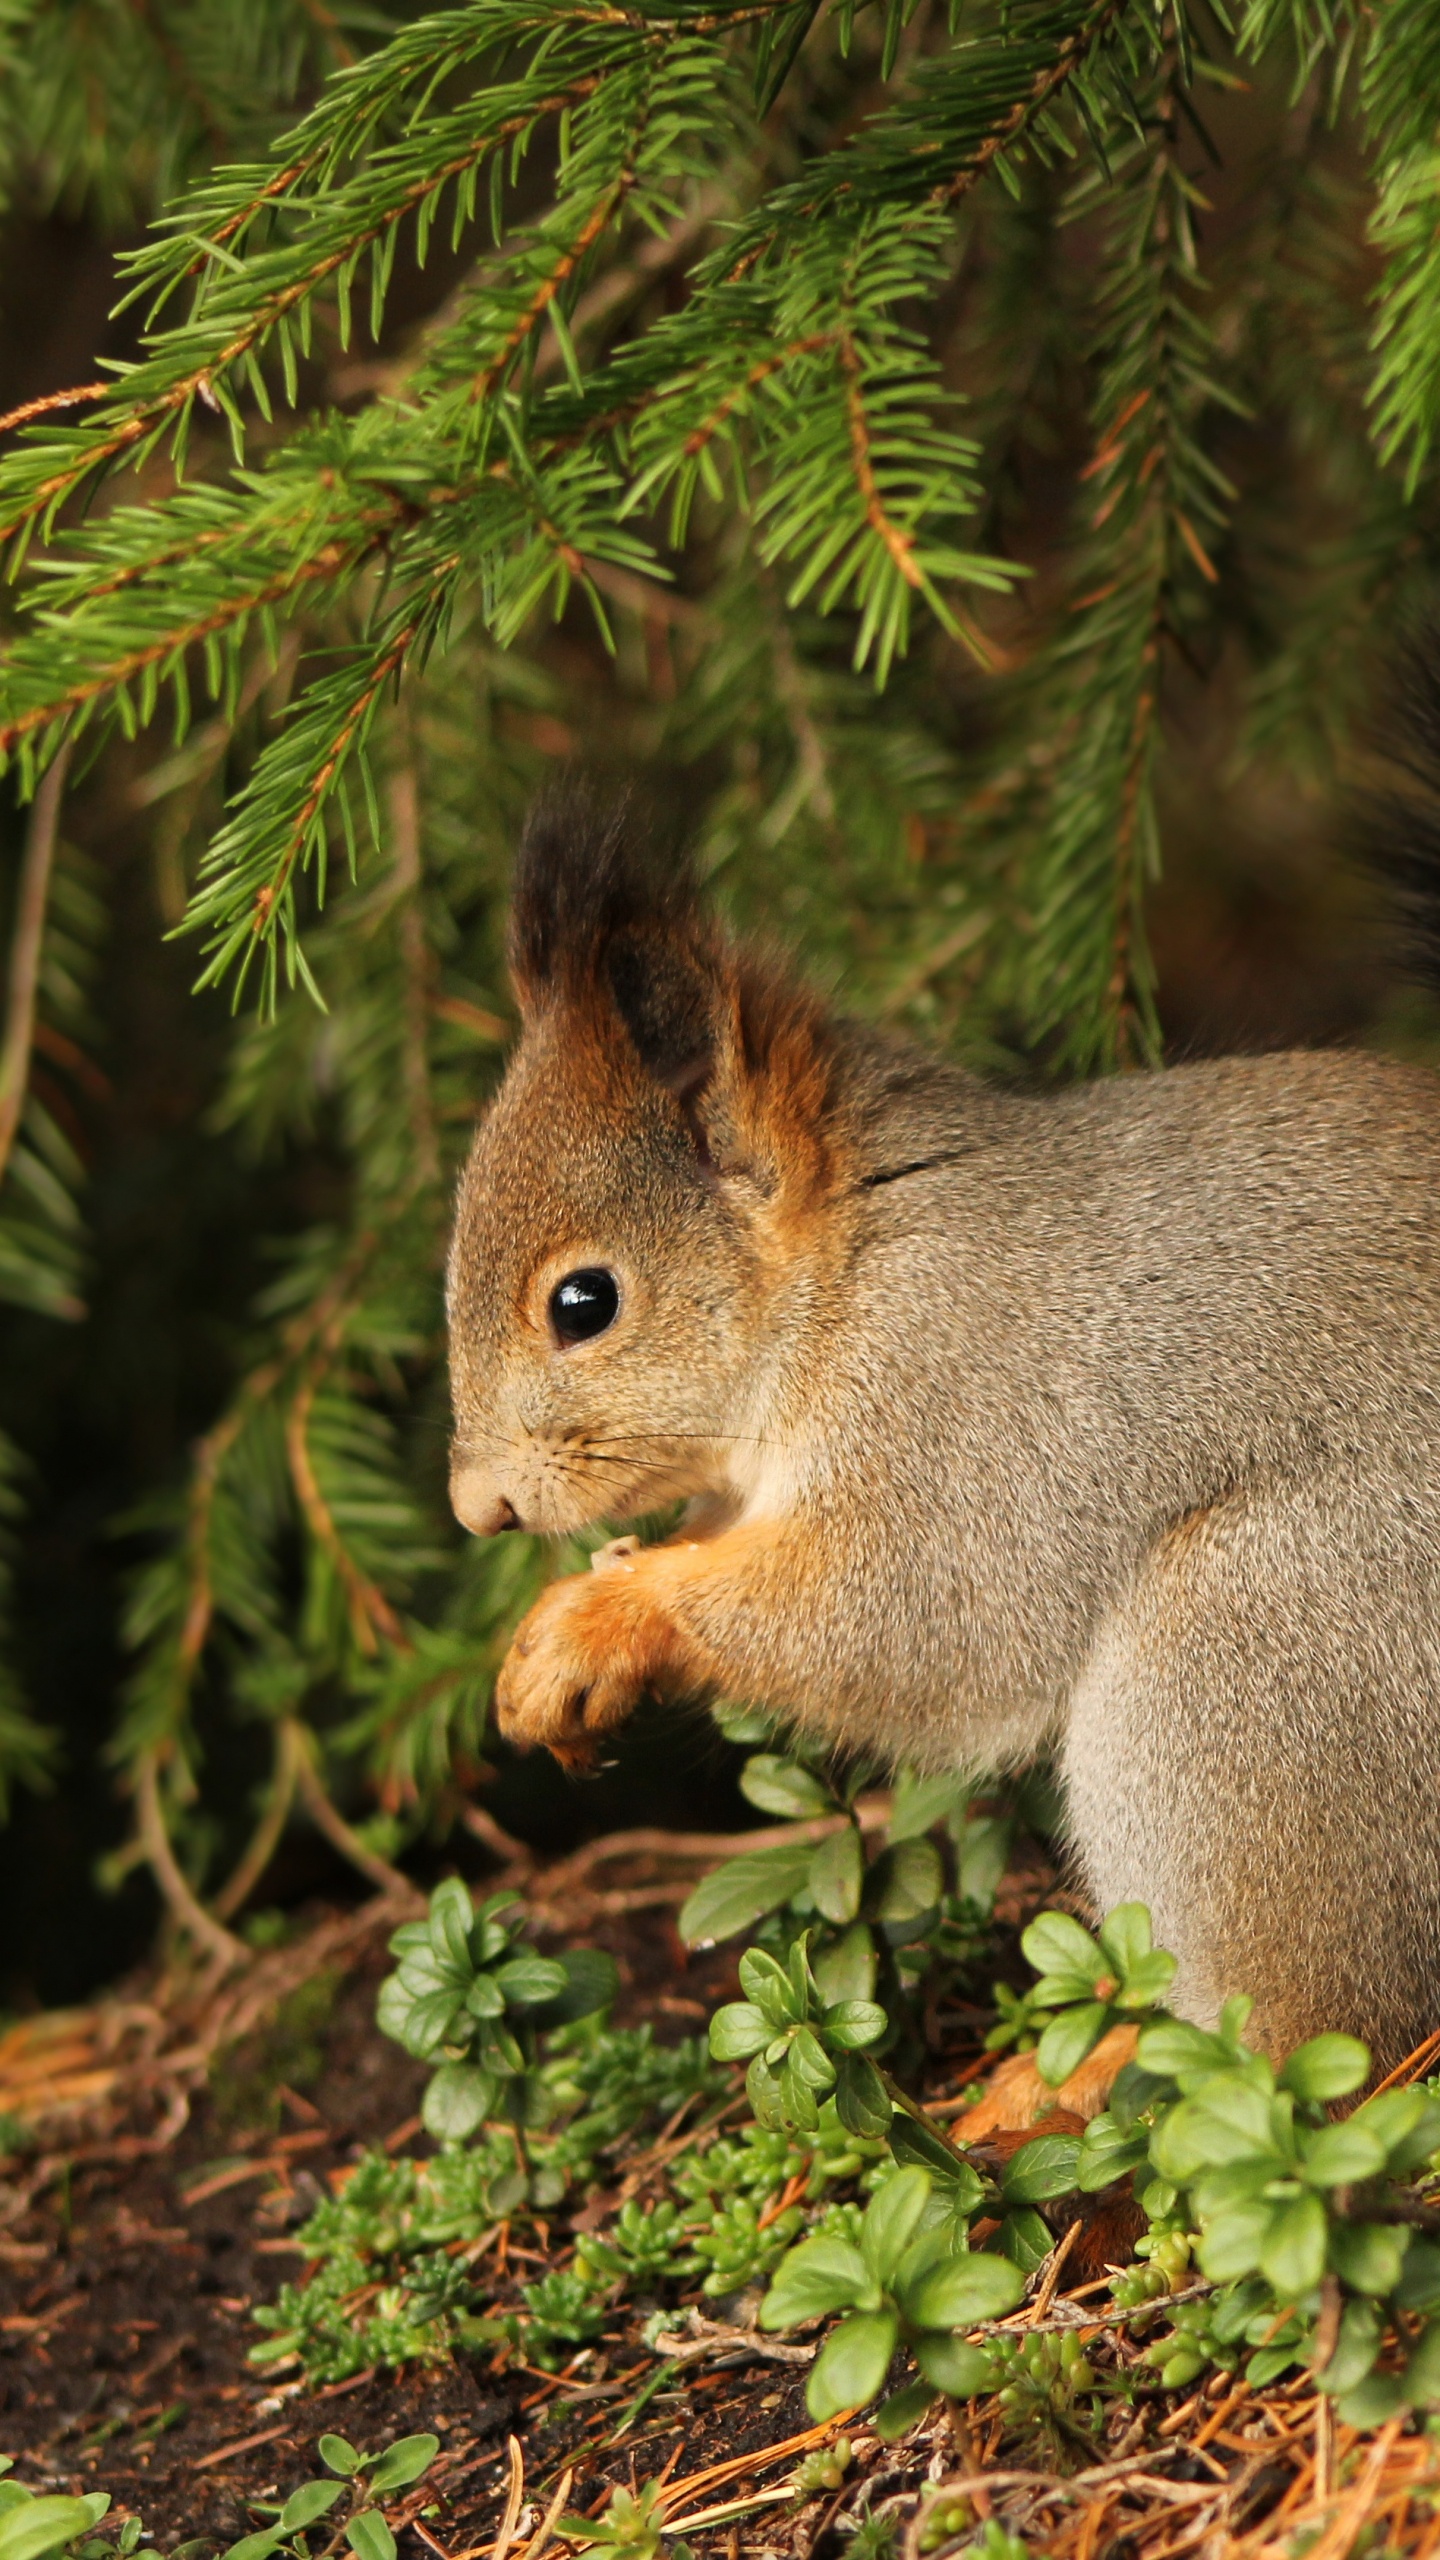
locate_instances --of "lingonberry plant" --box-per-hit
[246,1782,1440,2446]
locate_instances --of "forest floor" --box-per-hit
[1,1838,1437,2560]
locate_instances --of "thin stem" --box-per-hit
[285,1365,408,1655]
[212,1714,306,1920]
[135,1749,247,1970]
[0,745,71,1196]
[384,723,441,1188]
[0,383,108,440]
[878,2064,973,2166]
[291,1729,419,1898]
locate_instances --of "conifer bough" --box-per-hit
[0,0,1437,1908]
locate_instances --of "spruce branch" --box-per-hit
[1361,0,1440,493]
[286,1365,410,1656]
[0,383,110,441]
[1013,49,1241,1069]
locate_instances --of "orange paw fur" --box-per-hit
[962,2023,1140,2137]
[494,1555,685,1771]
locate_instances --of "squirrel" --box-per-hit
[446,784,1440,2071]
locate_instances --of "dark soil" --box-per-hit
[0,1899,851,2556]
[4,1874,1431,2560]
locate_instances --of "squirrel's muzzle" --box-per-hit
[451,1470,522,1537]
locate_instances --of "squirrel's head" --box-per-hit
[447,793,842,1537]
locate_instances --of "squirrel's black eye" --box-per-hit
[550,1267,620,1346]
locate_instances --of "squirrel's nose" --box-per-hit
[451,1472,524,1536]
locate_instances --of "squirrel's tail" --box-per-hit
[1364,627,1440,996]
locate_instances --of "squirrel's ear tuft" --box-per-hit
[509,784,716,1088]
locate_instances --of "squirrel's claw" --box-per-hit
[495,1568,663,1769]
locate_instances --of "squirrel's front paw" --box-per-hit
[494,1566,673,1770]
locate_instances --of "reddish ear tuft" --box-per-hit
[508,783,841,1206]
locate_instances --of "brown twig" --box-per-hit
[212,1713,307,1920]
[0,744,73,1209]
[285,1370,409,1655]
[134,1751,247,1971]
[838,330,923,595]
[473,172,639,405]
[251,618,418,939]
[0,382,110,440]
[290,1728,422,1901]
[0,81,610,549]
[384,731,442,1188]
[0,550,360,758]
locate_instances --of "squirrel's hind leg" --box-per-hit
[1059,1477,1440,2074]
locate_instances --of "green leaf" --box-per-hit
[1035,2002,1109,2087]
[871,2380,937,2441]
[679,1843,813,1946]
[1404,2320,1440,2409]
[545,1949,620,2021]
[1150,2079,1275,2181]
[1317,2298,1383,2396]
[992,2209,1055,2274]
[1021,1911,1104,1984]
[1335,2369,1408,2430]
[709,2002,771,2062]
[366,2437,440,2495]
[1351,2086,1439,2173]
[887,1768,968,1841]
[1112,1950,1178,2011]
[739,1755,834,1819]
[1258,2193,1327,2299]
[1096,1903,1153,1976]
[822,1999,888,2052]
[711,1703,778,1746]
[1299,2122,1388,2188]
[747,2057,786,2130]
[809,1825,864,1924]
[1277,2035,1371,2105]
[806,2310,899,2420]
[868,1838,942,1932]
[812,1922,877,2006]
[388,1988,463,2060]
[861,2164,931,2283]
[1136,2019,1229,2080]
[375,1975,418,2045]
[319,2440,361,2479]
[1076,2114,1149,2192]
[346,2518,397,2560]
[906,2250,1026,2329]
[1248,2340,1303,2387]
[221,2536,287,2560]
[888,2111,971,2184]
[780,2050,825,2131]
[1195,2200,1272,2282]
[494,1954,568,2008]
[0,2504,112,2560]
[834,2052,893,2139]
[428,1876,476,1968]
[760,2233,877,2329]
[789,2026,838,2089]
[739,1946,798,2021]
[1000,2134,1081,2204]
[1397,2237,1440,2314]
[280,2486,344,2532]
[914,2333,1000,2397]
[422,2063,496,2143]
[954,1814,1013,1910]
